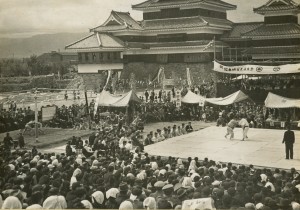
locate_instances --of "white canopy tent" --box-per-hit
[264,92,300,109]
[181,91,206,104]
[95,90,141,107]
[205,90,250,106]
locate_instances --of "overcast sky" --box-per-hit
[0,0,299,38]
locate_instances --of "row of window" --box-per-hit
[78,52,121,63]
[118,34,221,43]
[143,8,227,20]
[123,53,213,63]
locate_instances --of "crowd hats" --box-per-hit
[162,184,173,191]
[154,181,165,188]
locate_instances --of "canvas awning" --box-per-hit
[206,90,250,106]
[95,90,141,107]
[111,90,141,107]
[181,91,206,104]
[264,92,300,108]
[96,91,122,107]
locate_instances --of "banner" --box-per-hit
[175,90,181,108]
[103,70,112,90]
[41,106,56,121]
[186,68,192,87]
[213,61,300,75]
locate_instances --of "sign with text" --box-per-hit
[41,106,57,122]
[213,61,300,75]
[182,198,216,210]
[176,90,181,108]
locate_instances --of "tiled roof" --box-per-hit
[132,0,236,10]
[201,16,233,29]
[244,45,300,55]
[142,16,232,30]
[142,16,206,30]
[91,11,141,32]
[65,33,124,50]
[242,23,300,38]
[254,0,300,14]
[222,22,263,40]
[113,11,142,29]
[128,40,227,48]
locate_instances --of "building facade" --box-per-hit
[66,0,300,91]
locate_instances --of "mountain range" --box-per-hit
[0,32,89,58]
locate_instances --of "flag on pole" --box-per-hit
[103,70,112,90]
[186,68,192,87]
[203,39,214,51]
[94,93,98,116]
[151,67,165,83]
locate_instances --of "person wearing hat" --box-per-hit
[160,184,180,208]
[116,182,130,207]
[277,198,292,210]
[149,181,165,200]
[282,124,295,160]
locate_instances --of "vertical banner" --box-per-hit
[94,93,98,116]
[186,68,192,87]
[176,90,181,108]
[129,73,136,90]
[103,70,111,90]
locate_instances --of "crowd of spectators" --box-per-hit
[1,120,300,209]
[218,77,300,92]
[0,106,35,133]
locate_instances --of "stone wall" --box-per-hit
[122,62,216,84]
[80,74,107,91]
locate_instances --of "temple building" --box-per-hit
[66,0,300,91]
[222,0,300,63]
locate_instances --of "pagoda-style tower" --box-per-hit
[66,0,238,89]
[222,0,300,62]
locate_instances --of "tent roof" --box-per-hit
[96,90,141,107]
[265,92,300,108]
[182,90,205,104]
[206,90,250,105]
[112,90,141,107]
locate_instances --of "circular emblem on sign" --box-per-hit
[256,67,263,72]
[273,67,280,72]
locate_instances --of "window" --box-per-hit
[85,53,89,61]
[99,53,103,60]
[107,52,111,60]
[92,53,96,62]
[78,53,82,62]
[113,52,119,60]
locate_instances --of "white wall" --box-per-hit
[78,63,124,73]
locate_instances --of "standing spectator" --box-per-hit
[158,90,162,102]
[64,91,68,100]
[150,90,155,102]
[32,146,38,157]
[282,125,295,160]
[145,90,149,102]
[3,132,13,150]
[18,132,25,149]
